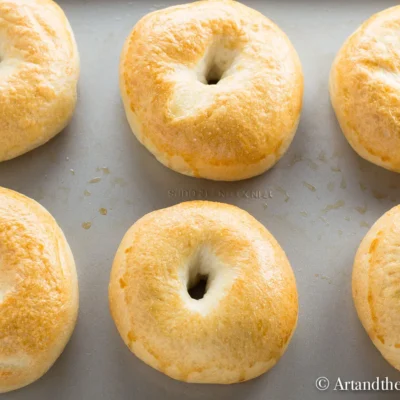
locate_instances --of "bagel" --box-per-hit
[120,0,303,181]
[353,205,400,371]
[330,6,400,172]
[0,0,79,162]
[109,201,298,384]
[0,187,78,393]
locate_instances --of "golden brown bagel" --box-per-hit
[330,6,400,172]
[0,0,79,162]
[120,0,303,181]
[0,187,78,393]
[353,205,400,371]
[109,201,298,384]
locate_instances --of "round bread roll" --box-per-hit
[120,0,303,181]
[0,187,78,393]
[0,0,79,162]
[353,205,400,371]
[109,201,298,384]
[330,6,400,172]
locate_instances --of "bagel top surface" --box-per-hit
[0,187,78,393]
[353,205,400,371]
[0,0,79,162]
[109,201,298,384]
[330,6,400,172]
[120,0,303,181]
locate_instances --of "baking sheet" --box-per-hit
[3,0,400,399]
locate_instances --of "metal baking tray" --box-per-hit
[3,0,400,399]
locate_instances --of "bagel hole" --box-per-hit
[187,275,208,300]
[205,65,222,85]
[201,44,238,86]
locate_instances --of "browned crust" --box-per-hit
[0,187,78,393]
[330,6,400,172]
[120,0,303,180]
[0,0,79,162]
[109,201,298,383]
[353,205,400,371]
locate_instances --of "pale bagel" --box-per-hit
[0,187,78,393]
[353,205,400,371]
[120,0,303,181]
[330,6,400,172]
[0,0,79,162]
[109,201,298,384]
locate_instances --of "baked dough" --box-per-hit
[120,0,303,181]
[353,205,400,371]
[330,6,400,172]
[109,201,298,384]
[0,0,79,162]
[0,187,78,393]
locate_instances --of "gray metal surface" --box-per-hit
[2,0,400,399]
